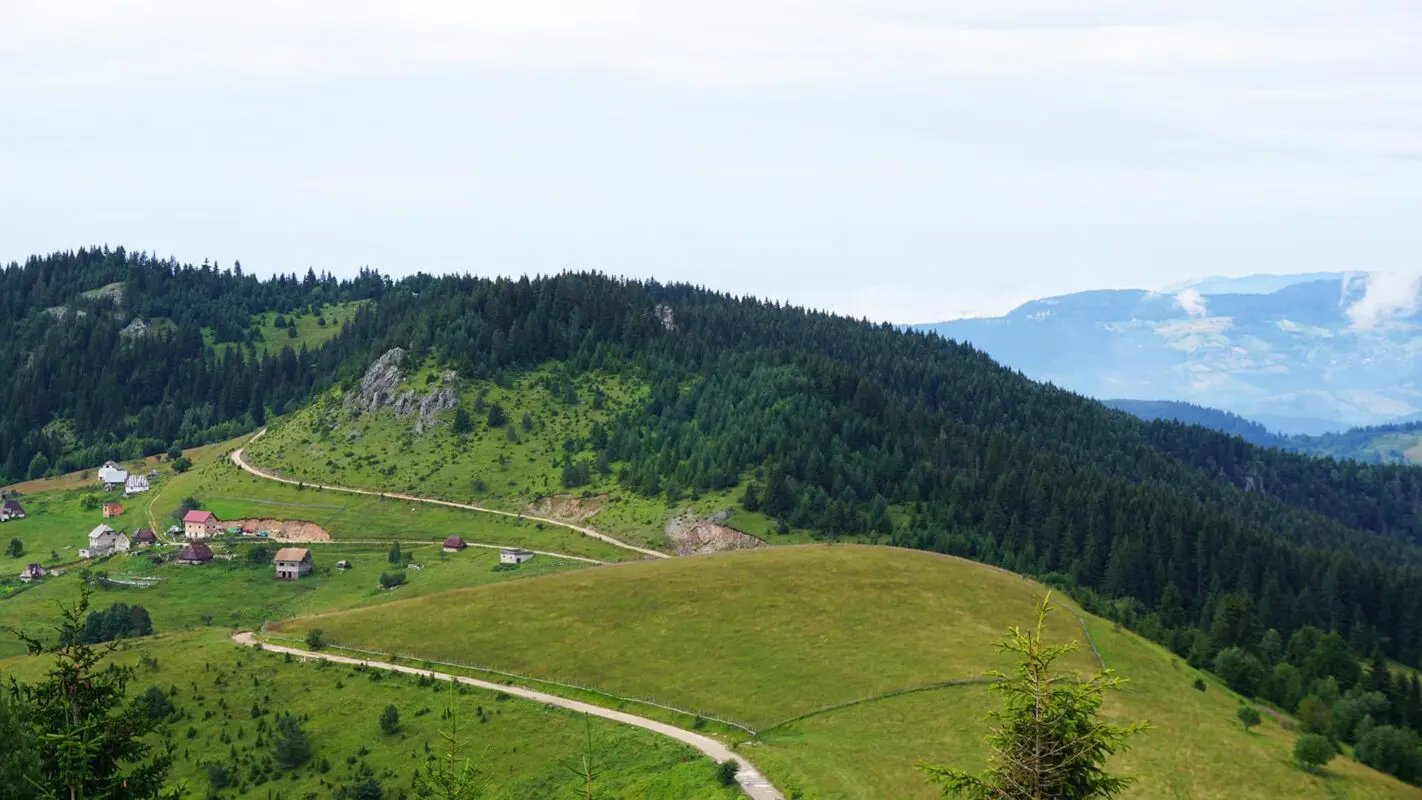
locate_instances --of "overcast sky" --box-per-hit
[3,2,1419,321]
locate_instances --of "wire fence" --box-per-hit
[253,624,758,735]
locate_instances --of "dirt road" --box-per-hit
[230,632,782,800]
[231,431,668,560]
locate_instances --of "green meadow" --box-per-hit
[275,545,1422,800]
[0,630,741,799]
[205,299,367,357]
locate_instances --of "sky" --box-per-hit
[3,2,1420,323]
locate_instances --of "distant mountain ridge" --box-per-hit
[919,273,1422,430]
[1106,397,1422,465]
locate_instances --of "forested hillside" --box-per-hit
[10,248,1422,672]
[0,247,385,479]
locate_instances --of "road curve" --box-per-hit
[230,430,668,560]
[231,632,782,800]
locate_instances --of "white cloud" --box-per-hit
[1345,269,1422,331]
[1174,289,1208,317]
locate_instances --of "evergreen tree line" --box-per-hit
[0,246,388,480]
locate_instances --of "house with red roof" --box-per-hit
[442,535,467,552]
[183,510,220,540]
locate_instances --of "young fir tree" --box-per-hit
[414,680,486,799]
[6,588,176,798]
[921,595,1145,800]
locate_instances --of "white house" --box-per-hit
[499,548,534,565]
[81,524,130,559]
[97,462,129,489]
[124,474,150,496]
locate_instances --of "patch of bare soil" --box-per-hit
[227,518,332,542]
[526,494,607,522]
[665,509,765,556]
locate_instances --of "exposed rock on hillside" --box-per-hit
[346,347,460,432]
[655,304,677,331]
[347,347,407,414]
[526,494,605,522]
[119,318,149,339]
[665,509,764,555]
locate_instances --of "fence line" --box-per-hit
[758,677,996,735]
[254,625,758,735]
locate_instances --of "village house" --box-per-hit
[176,542,213,565]
[132,528,158,547]
[82,524,130,559]
[19,563,46,582]
[0,499,24,521]
[442,535,467,552]
[500,547,534,565]
[273,547,313,580]
[102,502,124,519]
[183,510,220,539]
[124,474,150,496]
[97,461,129,489]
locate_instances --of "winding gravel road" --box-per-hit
[231,632,783,800]
[230,429,668,560]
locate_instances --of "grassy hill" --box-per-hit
[0,630,741,799]
[205,299,367,357]
[243,364,785,551]
[273,546,1422,799]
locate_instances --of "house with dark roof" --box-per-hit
[442,535,467,552]
[177,542,213,565]
[132,528,158,547]
[19,563,45,582]
[183,510,220,539]
[0,500,24,521]
[274,548,313,580]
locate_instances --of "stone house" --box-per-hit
[82,524,129,558]
[102,502,124,519]
[19,563,46,582]
[183,510,220,539]
[499,548,534,565]
[273,547,313,580]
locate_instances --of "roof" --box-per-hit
[274,547,310,562]
[183,510,216,524]
[443,535,466,548]
[2,499,22,511]
[179,543,213,560]
[21,563,44,574]
[133,528,157,541]
[98,464,128,482]
[89,524,116,540]
[103,502,123,510]
[501,547,533,555]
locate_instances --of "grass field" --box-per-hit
[0,539,589,659]
[206,299,366,357]
[0,629,741,799]
[149,435,638,562]
[274,545,1422,799]
[244,364,790,550]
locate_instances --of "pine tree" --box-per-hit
[921,595,1145,799]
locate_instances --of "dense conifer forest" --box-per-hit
[9,247,1422,739]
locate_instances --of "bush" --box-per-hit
[379,571,407,589]
[207,761,234,789]
[717,759,739,787]
[272,713,311,769]
[347,776,383,800]
[1236,704,1261,732]
[1293,734,1335,773]
[172,456,193,473]
[1212,647,1264,697]
[1355,725,1422,784]
[379,704,400,735]
[137,686,175,720]
[1191,677,1207,692]
[305,629,325,650]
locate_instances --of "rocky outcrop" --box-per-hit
[346,348,460,432]
[119,318,149,339]
[655,304,677,331]
[665,509,765,556]
[347,347,407,414]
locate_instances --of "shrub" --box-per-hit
[173,457,193,473]
[272,713,311,769]
[717,759,739,787]
[379,704,400,735]
[1191,677,1206,692]
[305,629,325,651]
[207,761,235,788]
[1212,647,1264,697]
[137,686,175,720]
[1355,725,1422,784]
[1293,734,1334,773]
[379,571,407,589]
[1236,704,1261,732]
